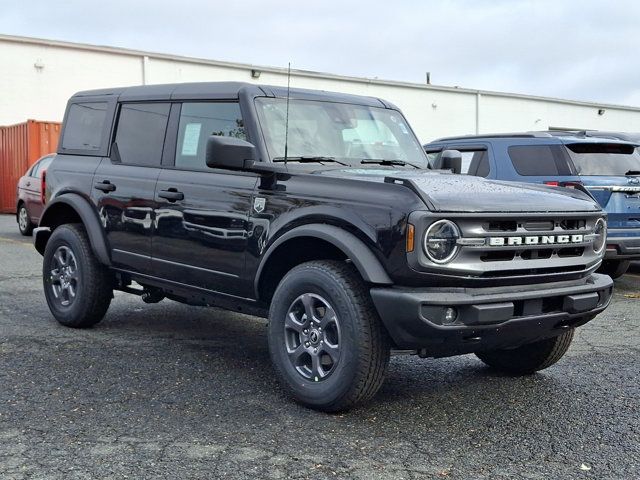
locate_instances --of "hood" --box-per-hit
[317,168,601,213]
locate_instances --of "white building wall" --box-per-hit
[2,35,640,144]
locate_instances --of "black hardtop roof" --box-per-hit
[71,82,389,107]
[428,130,638,146]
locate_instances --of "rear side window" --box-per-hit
[508,145,571,176]
[114,103,170,167]
[61,102,108,151]
[174,102,245,170]
[32,156,53,178]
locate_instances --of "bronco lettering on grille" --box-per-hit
[488,234,584,247]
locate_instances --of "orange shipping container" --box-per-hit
[0,120,61,214]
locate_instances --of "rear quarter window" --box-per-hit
[61,102,108,152]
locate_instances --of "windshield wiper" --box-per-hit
[625,170,640,176]
[272,156,348,166]
[360,159,419,168]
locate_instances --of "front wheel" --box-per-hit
[43,224,113,328]
[17,204,34,236]
[268,260,390,412]
[475,329,574,375]
[597,259,630,279]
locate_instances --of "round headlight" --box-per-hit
[424,220,461,264]
[592,218,606,254]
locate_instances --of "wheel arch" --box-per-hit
[35,193,111,266]
[255,224,392,302]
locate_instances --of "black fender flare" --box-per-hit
[254,224,393,296]
[35,193,111,266]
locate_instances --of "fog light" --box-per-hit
[443,307,458,324]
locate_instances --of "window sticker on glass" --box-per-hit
[181,123,202,156]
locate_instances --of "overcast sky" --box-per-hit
[2,0,639,106]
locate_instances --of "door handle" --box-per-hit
[158,189,184,202]
[94,180,116,192]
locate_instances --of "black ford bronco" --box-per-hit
[35,82,613,411]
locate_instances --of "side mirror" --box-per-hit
[440,149,462,174]
[205,136,256,170]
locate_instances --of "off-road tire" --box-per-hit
[475,329,575,375]
[598,259,630,280]
[43,224,113,328]
[268,260,390,412]
[17,203,34,236]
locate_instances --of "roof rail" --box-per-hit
[432,131,555,142]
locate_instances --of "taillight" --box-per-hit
[544,180,583,189]
[41,171,47,205]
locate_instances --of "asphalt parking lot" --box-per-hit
[0,214,638,479]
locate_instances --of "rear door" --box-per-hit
[21,159,43,216]
[28,155,54,221]
[152,101,257,297]
[91,102,171,274]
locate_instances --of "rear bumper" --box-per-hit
[370,273,613,355]
[605,229,640,259]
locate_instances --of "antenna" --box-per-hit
[284,62,291,167]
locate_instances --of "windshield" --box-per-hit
[254,97,429,167]
[567,143,640,175]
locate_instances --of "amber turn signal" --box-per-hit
[406,223,415,252]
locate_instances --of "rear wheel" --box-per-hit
[268,260,390,412]
[475,329,574,375]
[43,224,113,328]
[17,204,34,236]
[598,259,630,279]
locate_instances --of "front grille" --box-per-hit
[413,212,604,282]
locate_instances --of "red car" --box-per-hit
[16,154,55,236]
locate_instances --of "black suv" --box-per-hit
[35,83,613,411]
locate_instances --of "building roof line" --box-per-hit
[2,33,640,113]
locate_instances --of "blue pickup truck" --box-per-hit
[424,131,640,278]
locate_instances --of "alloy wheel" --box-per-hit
[284,293,341,381]
[18,207,28,231]
[49,246,79,307]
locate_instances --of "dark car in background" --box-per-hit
[424,132,640,278]
[15,153,54,235]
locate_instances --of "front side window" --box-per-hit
[566,143,640,176]
[61,102,108,151]
[456,149,489,176]
[114,103,170,167]
[175,102,245,170]
[255,98,428,167]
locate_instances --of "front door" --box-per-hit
[152,101,257,297]
[91,102,171,274]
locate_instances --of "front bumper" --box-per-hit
[370,273,613,356]
[604,228,640,259]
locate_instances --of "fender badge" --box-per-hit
[253,197,266,213]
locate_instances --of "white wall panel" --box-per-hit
[2,35,640,145]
